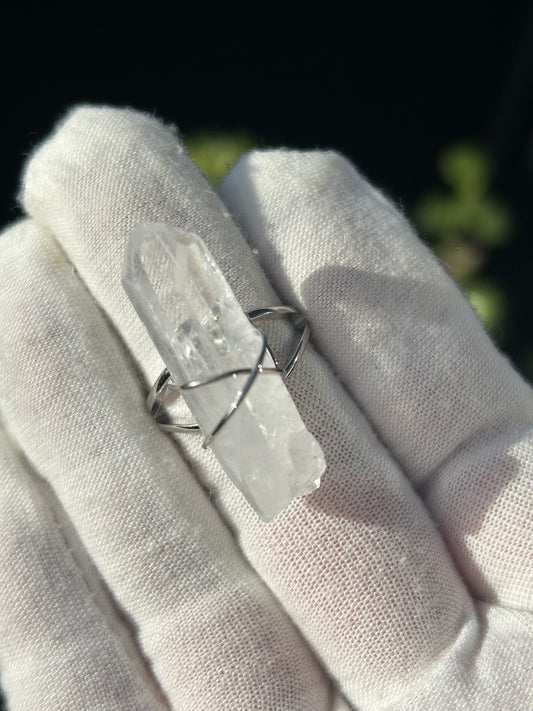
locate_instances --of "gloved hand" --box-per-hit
[0,107,531,711]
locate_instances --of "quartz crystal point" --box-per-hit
[123,223,325,521]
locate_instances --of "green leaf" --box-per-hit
[464,279,507,334]
[185,130,256,186]
[438,143,491,195]
[468,198,511,247]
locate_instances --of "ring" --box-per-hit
[123,222,325,520]
[147,306,310,448]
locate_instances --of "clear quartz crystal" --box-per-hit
[123,223,325,521]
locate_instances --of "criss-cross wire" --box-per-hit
[147,306,310,449]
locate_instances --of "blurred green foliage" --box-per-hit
[185,130,256,187]
[413,143,512,335]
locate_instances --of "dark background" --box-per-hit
[1,4,533,706]
[4,6,532,201]
[1,3,533,362]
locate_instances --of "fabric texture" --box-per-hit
[0,106,531,710]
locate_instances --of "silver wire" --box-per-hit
[147,306,310,448]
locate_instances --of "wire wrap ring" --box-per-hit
[147,306,310,448]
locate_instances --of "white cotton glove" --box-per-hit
[0,106,531,711]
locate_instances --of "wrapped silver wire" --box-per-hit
[147,306,310,448]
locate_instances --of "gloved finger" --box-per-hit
[0,220,331,710]
[388,603,533,711]
[219,151,533,611]
[0,426,168,711]
[19,106,485,710]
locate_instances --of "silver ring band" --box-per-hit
[147,305,310,448]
